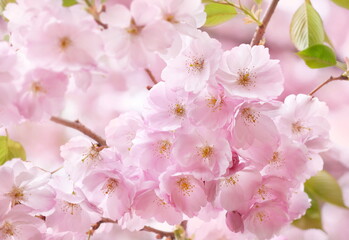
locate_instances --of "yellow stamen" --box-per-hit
[176,177,194,196]
[59,36,72,51]
[102,178,119,195]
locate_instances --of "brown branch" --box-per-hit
[309,75,348,96]
[87,218,176,240]
[145,68,158,90]
[87,4,108,29]
[250,0,280,46]
[141,226,175,240]
[50,116,107,147]
[87,218,117,237]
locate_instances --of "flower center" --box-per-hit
[241,107,259,124]
[6,186,25,206]
[59,36,72,51]
[176,177,194,196]
[172,103,186,117]
[188,57,205,73]
[62,201,82,215]
[164,14,178,23]
[269,151,283,167]
[31,81,45,93]
[237,68,255,88]
[126,19,143,35]
[157,140,171,157]
[222,175,239,187]
[292,121,311,134]
[102,178,119,195]
[200,145,214,159]
[0,222,16,238]
[81,144,103,165]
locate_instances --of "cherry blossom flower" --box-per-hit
[172,126,232,180]
[0,203,45,240]
[143,82,192,131]
[276,94,330,152]
[159,171,207,217]
[217,44,284,100]
[16,68,68,120]
[0,159,55,213]
[162,31,222,93]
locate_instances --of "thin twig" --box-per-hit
[87,218,117,238]
[250,0,280,46]
[87,3,108,29]
[141,226,175,240]
[50,116,107,146]
[309,75,348,96]
[87,218,176,240]
[145,68,158,85]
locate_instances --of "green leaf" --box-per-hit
[0,136,26,165]
[297,44,337,68]
[293,189,322,230]
[305,170,347,208]
[330,0,349,9]
[62,0,78,7]
[254,0,263,4]
[204,2,237,27]
[290,2,325,50]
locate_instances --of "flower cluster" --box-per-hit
[0,0,332,239]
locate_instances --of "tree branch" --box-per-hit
[141,226,175,240]
[87,218,176,240]
[308,75,348,96]
[250,0,280,46]
[50,116,107,147]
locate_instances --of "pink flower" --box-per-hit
[159,171,207,217]
[0,159,56,213]
[172,126,232,180]
[27,18,102,71]
[217,44,284,100]
[61,136,118,182]
[82,168,135,220]
[261,138,308,182]
[105,112,144,160]
[143,82,192,131]
[152,0,206,29]
[130,129,175,174]
[189,85,239,129]
[133,185,183,225]
[161,31,222,93]
[226,211,244,233]
[16,68,68,120]
[0,203,45,240]
[244,200,289,240]
[276,94,330,152]
[218,170,261,213]
[45,186,101,233]
[101,1,174,68]
[231,101,280,149]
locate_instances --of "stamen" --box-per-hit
[241,107,259,124]
[292,121,311,134]
[59,36,72,51]
[157,140,171,157]
[0,222,16,238]
[5,186,26,206]
[62,201,82,215]
[172,103,186,118]
[176,177,195,196]
[199,145,214,159]
[102,178,119,195]
[31,82,45,93]
[237,68,256,88]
